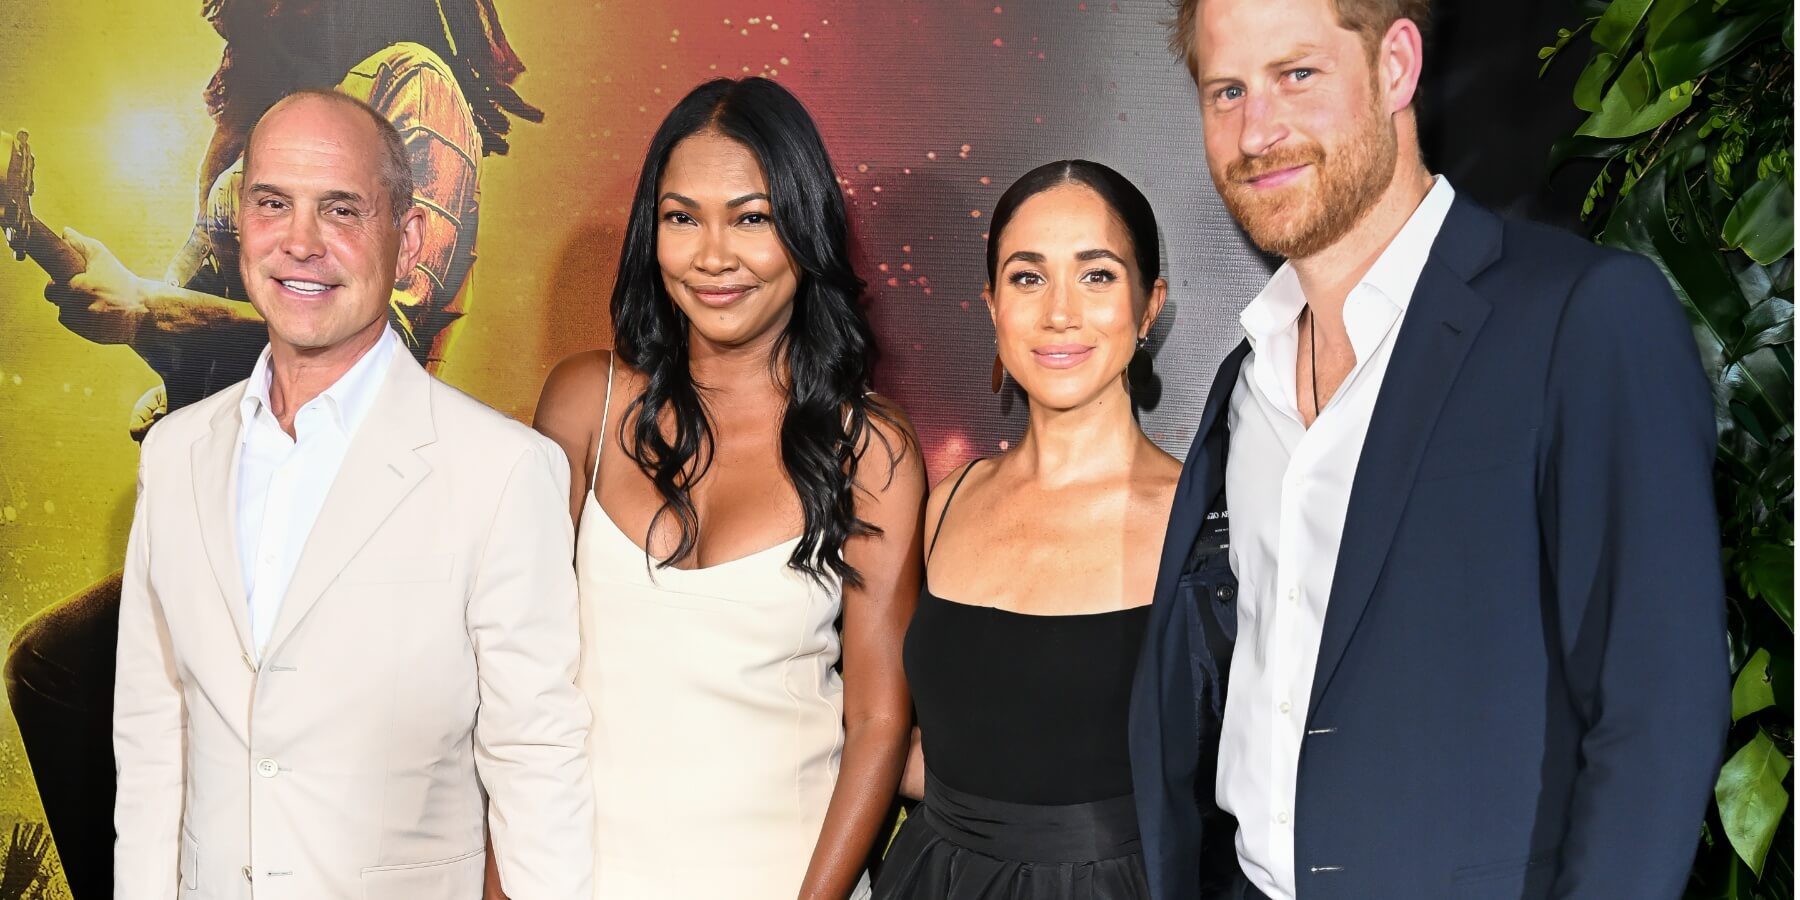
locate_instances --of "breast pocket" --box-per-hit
[1416,427,1536,483]
[340,552,455,585]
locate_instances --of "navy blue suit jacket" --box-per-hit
[1129,196,1728,899]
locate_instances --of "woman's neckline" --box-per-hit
[921,585,1150,619]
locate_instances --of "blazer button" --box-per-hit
[1215,584,1235,601]
[242,865,253,881]
[255,758,279,778]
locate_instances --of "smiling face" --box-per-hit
[987,184,1166,412]
[655,130,802,351]
[1193,0,1401,259]
[238,94,423,357]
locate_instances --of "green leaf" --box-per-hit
[1574,52,1623,112]
[1721,346,1796,450]
[1594,0,1656,52]
[1736,297,1794,356]
[1576,55,1696,137]
[1738,538,1795,629]
[1648,0,1704,47]
[1648,0,1783,88]
[1733,648,1777,720]
[1722,178,1796,265]
[1715,729,1792,876]
[1604,137,1751,360]
[1547,134,1636,174]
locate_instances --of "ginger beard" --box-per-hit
[1213,88,1399,260]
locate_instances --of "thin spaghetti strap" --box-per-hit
[592,352,616,475]
[925,459,982,563]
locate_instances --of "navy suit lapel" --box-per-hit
[1306,198,1502,715]
[1153,339,1252,603]
[1132,339,1250,897]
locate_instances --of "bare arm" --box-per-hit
[48,227,265,351]
[797,400,927,900]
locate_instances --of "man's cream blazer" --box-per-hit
[113,346,594,899]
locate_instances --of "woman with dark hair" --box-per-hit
[533,77,923,899]
[875,160,1176,900]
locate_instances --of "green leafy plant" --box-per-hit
[1543,0,1793,896]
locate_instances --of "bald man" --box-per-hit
[111,89,593,899]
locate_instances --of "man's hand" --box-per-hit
[46,226,150,346]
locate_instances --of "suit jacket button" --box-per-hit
[242,865,253,881]
[1215,584,1235,601]
[255,758,279,778]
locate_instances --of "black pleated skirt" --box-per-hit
[875,771,1151,900]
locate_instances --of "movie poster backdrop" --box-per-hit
[0,2,1268,893]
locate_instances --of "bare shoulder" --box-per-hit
[923,456,993,539]
[1131,442,1184,509]
[855,392,926,497]
[535,349,614,423]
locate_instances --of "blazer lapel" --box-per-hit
[1152,340,1251,604]
[192,386,255,658]
[1307,198,1502,714]
[261,349,436,658]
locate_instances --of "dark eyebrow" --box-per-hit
[319,189,367,205]
[1003,250,1047,266]
[1077,249,1128,265]
[659,191,697,207]
[246,183,289,198]
[728,192,770,208]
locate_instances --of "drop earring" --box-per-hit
[990,338,1005,394]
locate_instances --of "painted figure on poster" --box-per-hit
[877,160,1175,900]
[531,76,923,900]
[1130,0,1729,897]
[2,2,539,896]
[112,89,592,899]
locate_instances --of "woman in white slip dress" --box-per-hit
[531,77,924,900]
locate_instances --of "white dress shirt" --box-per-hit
[237,327,397,657]
[1218,177,1455,899]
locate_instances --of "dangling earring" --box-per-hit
[1127,333,1160,407]
[991,338,1005,394]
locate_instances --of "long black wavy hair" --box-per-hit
[610,77,896,586]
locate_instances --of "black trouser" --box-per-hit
[5,572,120,900]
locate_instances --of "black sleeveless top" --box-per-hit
[903,461,1151,805]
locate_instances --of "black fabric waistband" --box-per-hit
[919,769,1142,864]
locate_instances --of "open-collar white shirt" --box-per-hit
[237,326,397,657]
[1219,177,1455,899]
